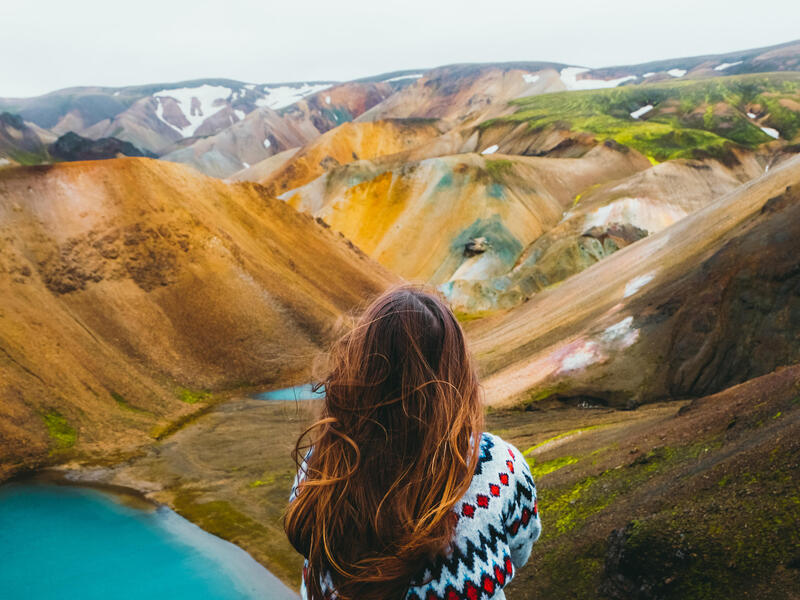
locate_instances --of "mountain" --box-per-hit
[159,82,396,177]
[477,72,800,162]
[281,144,649,288]
[0,158,396,479]
[355,62,569,124]
[49,131,155,161]
[245,118,445,195]
[468,153,800,407]
[2,39,798,176]
[257,74,798,317]
[444,153,764,313]
[0,112,55,165]
[0,79,341,153]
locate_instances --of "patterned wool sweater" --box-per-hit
[291,432,541,600]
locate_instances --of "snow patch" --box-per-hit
[234,109,246,121]
[560,67,637,90]
[761,126,780,139]
[747,112,757,119]
[480,144,499,155]
[242,161,250,168]
[601,317,638,347]
[667,68,687,78]
[384,73,423,83]
[325,95,331,105]
[155,98,184,134]
[624,273,655,298]
[153,84,232,137]
[643,72,656,78]
[630,104,654,119]
[560,341,601,372]
[522,73,540,84]
[583,197,687,233]
[254,83,332,110]
[244,84,256,90]
[263,138,272,149]
[0,158,11,166]
[113,91,120,96]
[556,317,641,374]
[714,61,743,71]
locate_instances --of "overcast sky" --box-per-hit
[3,0,799,97]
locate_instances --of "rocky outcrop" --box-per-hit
[49,132,155,162]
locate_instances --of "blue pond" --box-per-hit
[253,383,325,401]
[0,481,298,600]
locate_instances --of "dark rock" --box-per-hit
[49,132,156,162]
[464,237,489,257]
[600,521,692,600]
[582,222,649,247]
[0,112,26,130]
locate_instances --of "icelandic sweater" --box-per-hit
[290,432,541,599]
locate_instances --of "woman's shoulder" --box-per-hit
[479,432,524,462]
[475,432,528,480]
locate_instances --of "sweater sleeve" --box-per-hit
[502,441,541,569]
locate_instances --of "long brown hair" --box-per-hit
[284,284,484,600]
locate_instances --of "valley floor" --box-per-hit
[51,364,800,600]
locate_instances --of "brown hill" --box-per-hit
[357,64,567,125]
[468,154,800,407]
[0,158,395,478]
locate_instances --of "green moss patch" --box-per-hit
[177,388,213,404]
[482,73,800,162]
[527,455,580,479]
[41,410,77,450]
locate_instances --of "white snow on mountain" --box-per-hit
[384,73,423,83]
[761,126,780,139]
[480,145,499,155]
[560,67,636,90]
[522,73,540,84]
[630,104,654,119]
[714,61,743,71]
[263,138,272,149]
[643,72,656,78]
[667,68,687,77]
[255,83,332,110]
[153,85,232,137]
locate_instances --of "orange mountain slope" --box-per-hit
[282,145,650,287]
[250,119,444,196]
[0,158,396,477]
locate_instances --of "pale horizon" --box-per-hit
[3,0,800,98]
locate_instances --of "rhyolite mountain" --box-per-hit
[2,38,799,171]
[1,37,800,600]
[0,158,396,479]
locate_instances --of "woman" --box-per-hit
[285,285,540,600]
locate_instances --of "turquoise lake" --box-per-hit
[0,481,298,600]
[253,384,325,401]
